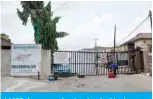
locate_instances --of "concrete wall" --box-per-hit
[1,49,51,79]
[135,39,152,49]
[1,50,11,76]
[143,50,152,75]
[117,39,152,51]
[41,50,51,79]
[116,45,128,51]
[148,53,152,75]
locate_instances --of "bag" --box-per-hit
[108,72,115,78]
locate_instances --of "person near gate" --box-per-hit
[109,63,118,76]
[108,67,115,78]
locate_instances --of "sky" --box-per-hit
[0,1,152,50]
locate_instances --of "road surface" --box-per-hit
[1,74,151,92]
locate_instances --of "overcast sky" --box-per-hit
[1,1,152,50]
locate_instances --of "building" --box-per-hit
[81,46,112,52]
[80,33,152,52]
[1,35,12,49]
[117,33,152,51]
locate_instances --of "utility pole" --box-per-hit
[113,25,116,64]
[114,25,116,53]
[93,38,99,47]
[93,38,99,75]
[149,10,152,30]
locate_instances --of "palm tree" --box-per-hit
[17,1,68,51]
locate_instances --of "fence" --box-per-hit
[51,51,132,76]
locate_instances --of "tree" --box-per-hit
[17,1,68,51]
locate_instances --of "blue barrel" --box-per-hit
[48,76,55,81]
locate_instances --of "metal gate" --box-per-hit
[51,51,133,76]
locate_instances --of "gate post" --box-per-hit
[107,52,109,72]
[75,52,77,75]
[95,52,98,75]
[51,51,54,74]
[116,52,118,74]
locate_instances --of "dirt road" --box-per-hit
[1,74,152,92]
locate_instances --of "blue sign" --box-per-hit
[1,92,152,99]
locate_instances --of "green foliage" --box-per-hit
[17,1,69,51]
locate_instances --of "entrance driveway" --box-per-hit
[1,74,152,92]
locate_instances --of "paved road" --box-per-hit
[1,74,152,92]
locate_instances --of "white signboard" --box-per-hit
[11,44,41,76]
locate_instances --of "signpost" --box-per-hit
[11,44,41,76]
